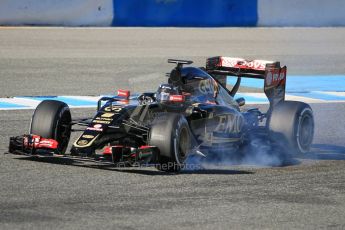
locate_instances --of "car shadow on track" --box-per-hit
[299,144,345,160]
[14,156,254,176]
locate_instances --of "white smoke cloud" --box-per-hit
[184,135,296,171]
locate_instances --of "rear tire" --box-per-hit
[30,100,71,154]
[268,101,314,155]
[149,113,191,172]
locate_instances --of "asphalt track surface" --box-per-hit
[0,28,345,229]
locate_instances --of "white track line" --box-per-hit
[1,92,345,110]
[61,96,101,101]
[315,91,345,97]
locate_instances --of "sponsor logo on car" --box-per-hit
[86,124,103,131]
[101,113,114,118]
[265,68,285,87]
[104,106,122,112]
[220,57,273,71]
[214,114,243,134]
[93,120,111,124]
[77,140,89,146]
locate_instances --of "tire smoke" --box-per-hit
[185,134,296,170]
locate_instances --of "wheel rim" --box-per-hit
[298,112,314,151]
[55,110,71,153]
[178,127,189,161]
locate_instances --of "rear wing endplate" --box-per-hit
[206,56,287,106]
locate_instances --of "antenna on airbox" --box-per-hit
[168,59,193,69]
[167,59,193,86]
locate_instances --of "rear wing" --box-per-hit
[206,56,287,106]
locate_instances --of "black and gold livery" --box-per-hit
[7,57,314,172]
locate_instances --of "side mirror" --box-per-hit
[236,97,245,107]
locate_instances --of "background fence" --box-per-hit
[0,0,344,27]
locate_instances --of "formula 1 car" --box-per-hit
[7,57,314,172]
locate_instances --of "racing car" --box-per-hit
[7,57,314,172]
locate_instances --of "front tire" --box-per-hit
[268,101,314,155]
[30,100,72,154]
[149,113,191,172]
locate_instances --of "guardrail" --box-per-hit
[258,0,345,26]
[0,0,344,27]
[0,0,113,26]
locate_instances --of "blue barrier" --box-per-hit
[112,0,257,27]
[1,0,344,27]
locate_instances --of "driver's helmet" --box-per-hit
[156,84,179,103]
